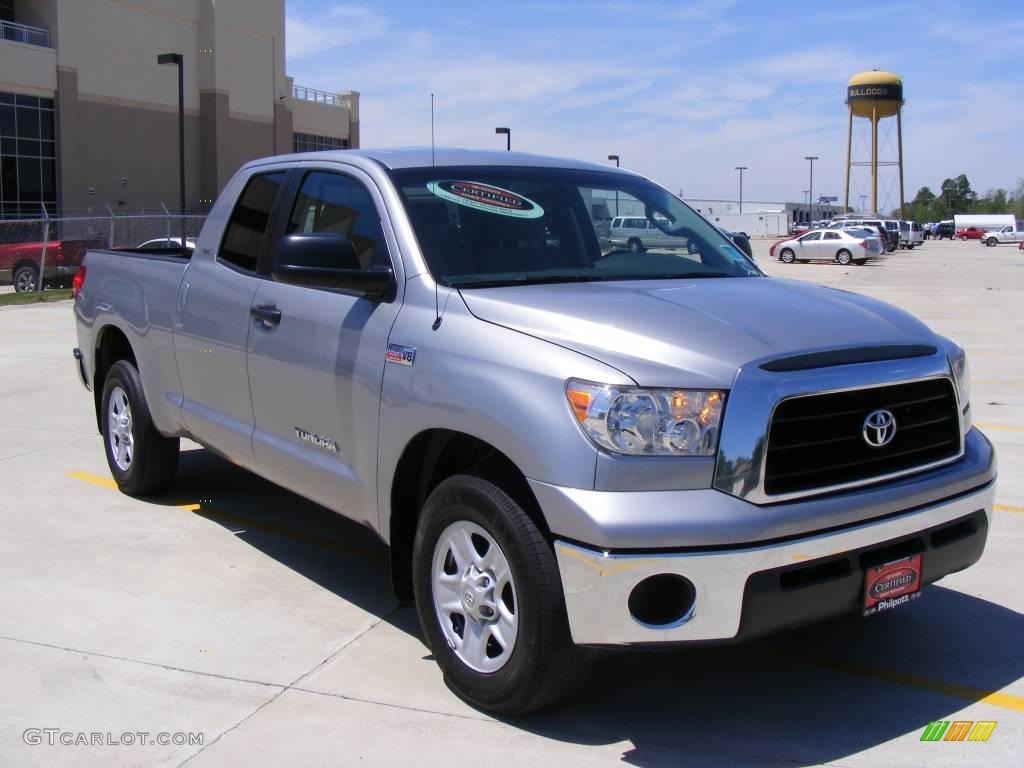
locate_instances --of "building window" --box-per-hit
[0,1,13,23]
[293,132,348,153]
[0,92,57,218]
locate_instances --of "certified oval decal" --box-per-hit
[427,181,544,219]
[868,567,918,600]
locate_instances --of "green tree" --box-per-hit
[1011,178,1024,221]
[939,174,976,216]
[973,188,1009,213]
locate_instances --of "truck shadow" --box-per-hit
[158,447,1021,767]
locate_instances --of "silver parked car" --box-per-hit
[771,228,883,265]
[609,215,690,252]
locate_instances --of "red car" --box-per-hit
[955,227,987,241]
[0,239,100,293]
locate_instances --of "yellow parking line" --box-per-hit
[797,653,1024,713]
[68,470,118,490]
[976,423,1024,432]
[67,471,382,562]
[995,504,1024,514]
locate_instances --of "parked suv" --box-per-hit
[934,223,955,240]
[609,215,689,252]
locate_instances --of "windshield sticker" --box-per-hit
[427,181,544,219]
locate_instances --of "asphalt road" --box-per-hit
[1,237,1021,766]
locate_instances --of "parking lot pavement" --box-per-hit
[1,238,1022,767]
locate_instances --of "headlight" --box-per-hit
[949,346,972,432]
[565,379,725,456]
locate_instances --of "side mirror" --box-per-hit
[272,232,396,302]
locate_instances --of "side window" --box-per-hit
[219,172,286,272]
[801,232,822,241]
[824,232,840,240]
[286,171,389,268]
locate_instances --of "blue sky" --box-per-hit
[285,0,1023,207]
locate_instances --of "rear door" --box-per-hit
[245,166,402,523]
[822,230,843,257]
[174,170,288,467]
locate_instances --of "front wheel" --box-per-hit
[836,249,853,265]
[101,359,179,494]
[627,238,644,253]
[413,475,590,715]
[986,238,998,247]
[779,248,795,264]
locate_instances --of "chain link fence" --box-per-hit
[1,210,207,294]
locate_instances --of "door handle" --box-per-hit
[250,304,282,326]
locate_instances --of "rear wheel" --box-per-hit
[960,235,968,241]
[101,360,179,494]
[779,248,795,264]
[836,249,853,265]
[13,265,38,293]
[413,475,590,715]
[627,238,644,253]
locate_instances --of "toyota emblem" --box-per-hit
[862,409,897,448]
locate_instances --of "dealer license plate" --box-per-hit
[862,554,922,617]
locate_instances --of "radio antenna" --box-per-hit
[430,92,442,330]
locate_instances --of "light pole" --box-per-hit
[802,190,809,224]
[734,166,747,213]
[805,156,818,228]
[608,154,620,216]
[158,52,185,245]
[495,126,510,151]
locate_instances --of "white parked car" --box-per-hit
[770,228,884,265]
[136,237,197,251]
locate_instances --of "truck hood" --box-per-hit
[459,277,939,388]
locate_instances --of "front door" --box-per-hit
[246,168,402,524]
[798,231,822,259]
[174,170,288,466]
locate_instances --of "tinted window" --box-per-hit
[801,232,822,241]
[824,232,840,240]
[286,171,389,269]
[220,172,286,272]
[392,166,760,287]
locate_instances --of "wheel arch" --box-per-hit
[387,428,548,600]
[92,325,138,432]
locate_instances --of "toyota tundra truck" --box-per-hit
[72,149,996,714]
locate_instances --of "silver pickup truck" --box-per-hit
[72,149,996,714]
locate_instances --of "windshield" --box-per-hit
[390,166,761,288]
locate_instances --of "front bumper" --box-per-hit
[555,480,994,645]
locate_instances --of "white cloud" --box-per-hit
[285,5,387,59]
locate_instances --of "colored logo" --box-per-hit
[386,343,416,367]
[427,180,544,219]
[920,720,996,742]
[862,409,896,447]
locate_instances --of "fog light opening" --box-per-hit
[628,574,696,628]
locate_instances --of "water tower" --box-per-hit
[843,70,905,216]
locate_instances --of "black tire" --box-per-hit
[627,238,644,253]
[780,248,795,264]
[413,475,591,715]
[836,249,852,265]
[100,359,179,495]
[13,265,38,293]
[986,238,998,247]
[960,235,968,241]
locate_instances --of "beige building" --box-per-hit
[0,0,359,215]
